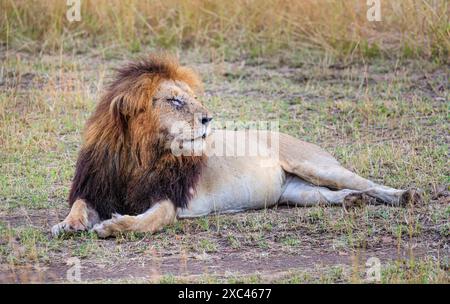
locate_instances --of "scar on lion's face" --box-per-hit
[153,79,212,145]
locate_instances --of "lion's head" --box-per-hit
[85,54,212,156]
[69,54,210,220]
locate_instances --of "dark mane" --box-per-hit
[68,55,205,220]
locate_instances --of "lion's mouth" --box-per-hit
[173,125,211,145]
[188,127,210,142]
[188,133,207,142]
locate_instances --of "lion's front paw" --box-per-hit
[91,214,137,238]
[91,222,112,238]
[51,218,87,237]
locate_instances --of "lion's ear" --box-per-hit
[110,95,129,131]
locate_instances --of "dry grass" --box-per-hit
[1,0,449,61]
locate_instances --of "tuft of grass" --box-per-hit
[226,234,241,249]
[195,239,218,253]
[381,258,449,283]
[280,236,301,247]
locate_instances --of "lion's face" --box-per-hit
[152,79,212,153]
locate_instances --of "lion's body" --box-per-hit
[51,55,420,238]
[178,130,285,217]
[178,130,410,218]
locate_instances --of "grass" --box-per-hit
[0,0,449,62]
[0,1,448,283]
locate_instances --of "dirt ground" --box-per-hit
[0,207,447,283]
[0,47,448,283]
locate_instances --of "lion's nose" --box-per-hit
[200,116,213,125]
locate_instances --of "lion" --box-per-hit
[51,54,420,238]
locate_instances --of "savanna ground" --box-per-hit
[0,0,449,283]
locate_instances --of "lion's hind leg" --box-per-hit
[51,199,100,236]
[279,175,375,208]
[278,133,421,206]
[279,174,420,208]
[91,200,176,238]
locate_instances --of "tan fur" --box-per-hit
[92,200,176,237]
[277,132,374,190]
[51,199,100,235]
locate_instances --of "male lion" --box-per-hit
[52,54,420,238]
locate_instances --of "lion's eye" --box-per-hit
[167,97,185,109]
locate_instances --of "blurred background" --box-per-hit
[1,0,448,62]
